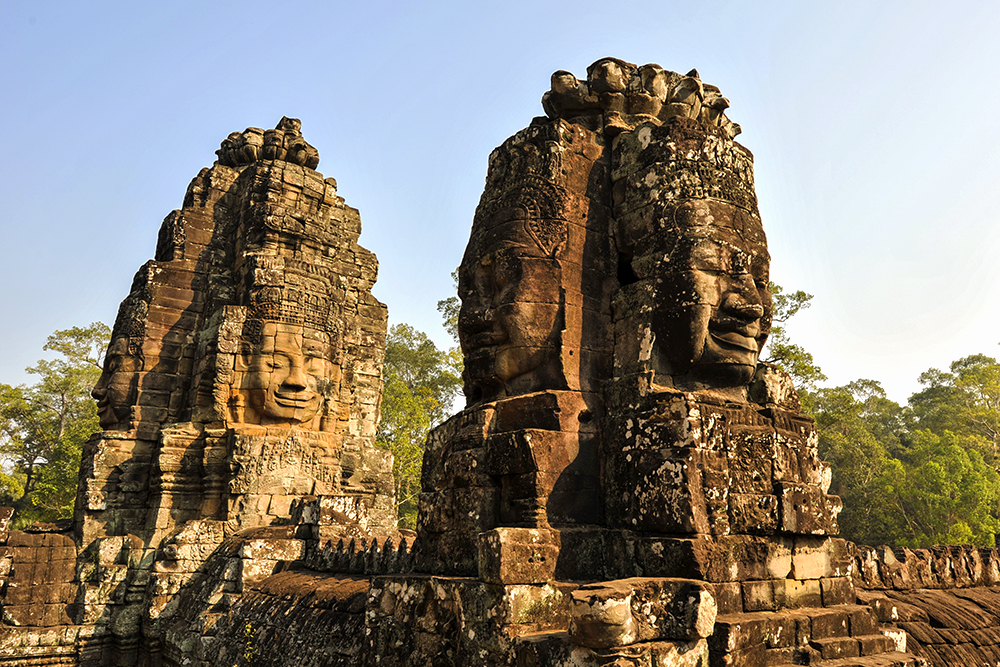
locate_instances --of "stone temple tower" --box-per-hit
[0,118,400,665]
[79,117,396,550]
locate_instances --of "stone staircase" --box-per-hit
[802,656,923,667]
[509,601,927,667]
[710,604,927,666]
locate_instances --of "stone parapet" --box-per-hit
[852,543,1000,591]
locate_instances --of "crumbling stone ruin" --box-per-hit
[397,57,911,666]
[0,117,397,664]
[1,59,997,667]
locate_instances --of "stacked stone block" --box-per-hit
[2,531,76,629]
[416,404,497,575]
[0,516,94,666]
[416,115,616,584]
[402,58,925,667]
[0,118,398,666]
[603,389,840,541]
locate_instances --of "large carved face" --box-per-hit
[92,337,143,430]
[241,322,333,426]
[648,200,771,390]
[458,213,564,404]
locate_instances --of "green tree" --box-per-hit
[436,269,460,344]
[0,323,110,526]
[892,429,1000,546]
[909,354,1000,469]
[813,376,1000,548]
[811,380,909,545]
[377,324,462,528]
[436,269,463,375]
[762,282,827,393]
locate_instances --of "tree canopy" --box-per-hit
[762,282,827,393]
[909,354,1000,469]
[762,286,1000,548]
[811,362,1000,548]
[0,323,110,527]
[376,323,462,528]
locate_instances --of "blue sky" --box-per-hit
[3,0,1000,403]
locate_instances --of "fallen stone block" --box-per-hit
[569,577,717,649]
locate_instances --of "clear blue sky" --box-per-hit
[3,0,1000,403]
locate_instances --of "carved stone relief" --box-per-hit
[417,60,842,592]
[0,62,923,667]
[233,320,334,428]
[458,178,570,404]
[64,119,398,661]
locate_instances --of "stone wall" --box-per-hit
[850,544,1000,665]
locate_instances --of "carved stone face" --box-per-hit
[647,200,771,390]
[91,337,143,430]
[458,215,564,404]
[241,322,333,426]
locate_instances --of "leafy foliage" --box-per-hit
[811,381,903,545]
[762,282,827,393]
[894,430,1000,546]
[909,354,1000,469]
[812,376,1000,548]
[0,323,110,527]
[765,286,1000,548]
[376,324,461,528]
[436,269,460,346]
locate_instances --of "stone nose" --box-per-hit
[284,360,309,390]
[721,286,764,321]
[459,298,496,335]
[92,375,107,401]
[725,268,764,310]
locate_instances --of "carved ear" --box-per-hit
[234,353,251,373]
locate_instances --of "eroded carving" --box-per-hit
[92,286,149,430]
[235,320,334,428]
[419,59,843,600]
[617,198,772,394]
[459,177,570,403]
[53,117,398,665]
[542,58,741,138]
[217,116,319,169]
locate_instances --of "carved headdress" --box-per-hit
[470,174,568,258]
[241,285,335,348]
